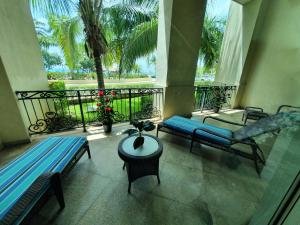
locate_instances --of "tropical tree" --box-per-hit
[29,0,71,16]
[48,15,80,71]
[102,0,157,79]
[30,0,158,88]
[78,57,95,73]
[199,17,225,73]
[76,0,107,88]
[42,50,62,70]
[34,20,61,70]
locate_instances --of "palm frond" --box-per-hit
[48,15,81,70]
[200,16,225,70]
[29,0,72,16]
[123,18,158,70]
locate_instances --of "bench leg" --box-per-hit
[86,144,91,159]
[51,173,65,209]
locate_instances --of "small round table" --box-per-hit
[118,134,163,193]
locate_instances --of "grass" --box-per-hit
[63,95,151,123]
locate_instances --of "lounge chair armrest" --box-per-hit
[245,106,264,112]
[203,116,245,127]
[192,127,235,142]
[276,105,300,114]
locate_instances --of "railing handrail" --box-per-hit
[15,87,164,94]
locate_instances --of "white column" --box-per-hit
[156,0,207,118]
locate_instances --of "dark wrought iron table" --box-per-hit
[118,134,163,193]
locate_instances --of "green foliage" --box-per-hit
[47,71,148,80]
[48,15,80,70]
[29,0,72,16]
[200,17,225,72]
[96,90,116,124]
[102,0,158,75]
[48,80,66,90]
[141,95,153,111]
[42,50,62,70]
[78,57,95,73]
[123,18,158,71]
[47,72,69,80]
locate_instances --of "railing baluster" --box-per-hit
[15,87,165,135]
[77,90,86,132]
[129,89,132,123]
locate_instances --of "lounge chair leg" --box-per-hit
[190,139,194,153]
[250,143,261,175]
[256,145,266,165]
[51,173,65,209]
[156,128,159,137]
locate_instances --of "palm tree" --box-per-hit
[200,17,225,72]
[29,0,71,16]
[122,17,158,71]
[48,15,80,71]
[78,0,107,88]
[123,15,225,75]
[102,0,157,79]
[30,0,157,88]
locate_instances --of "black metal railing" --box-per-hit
[194,85,236,112]
[16,88,163,135]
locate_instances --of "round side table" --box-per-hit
[118,134,163,193]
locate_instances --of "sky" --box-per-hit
[35,0,231,74]
[206,0,231,19]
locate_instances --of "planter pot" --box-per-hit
[103,123,112,133]
[213,107,220,113]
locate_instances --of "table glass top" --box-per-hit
[122,135,159,156]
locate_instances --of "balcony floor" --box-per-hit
[0,110,276,225]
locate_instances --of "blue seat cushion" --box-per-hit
[162,115,232,145]
[0,136,87,220]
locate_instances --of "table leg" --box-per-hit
[157,174,160,184]
[128,181,131,193]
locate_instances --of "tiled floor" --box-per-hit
[0,110,276,225]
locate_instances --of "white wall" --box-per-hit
[0,0,48,145]
[215,0,262,86]
[216,0,300,112]
[215,2,243,85]
[239,0,300,112]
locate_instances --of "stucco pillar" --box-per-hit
[156,0,207,118]
[0,0,48,145]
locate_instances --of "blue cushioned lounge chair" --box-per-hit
[157,112,300,174]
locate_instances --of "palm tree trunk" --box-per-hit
[118,54,123,81]
[94,56,105,89]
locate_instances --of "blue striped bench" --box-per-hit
[0,136,90,225]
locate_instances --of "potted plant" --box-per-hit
[96,90,116,133]
[123,120,156,149]
[210,86,226,113]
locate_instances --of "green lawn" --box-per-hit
[64,96,149,124]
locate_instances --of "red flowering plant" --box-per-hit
[96,90,116,125]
